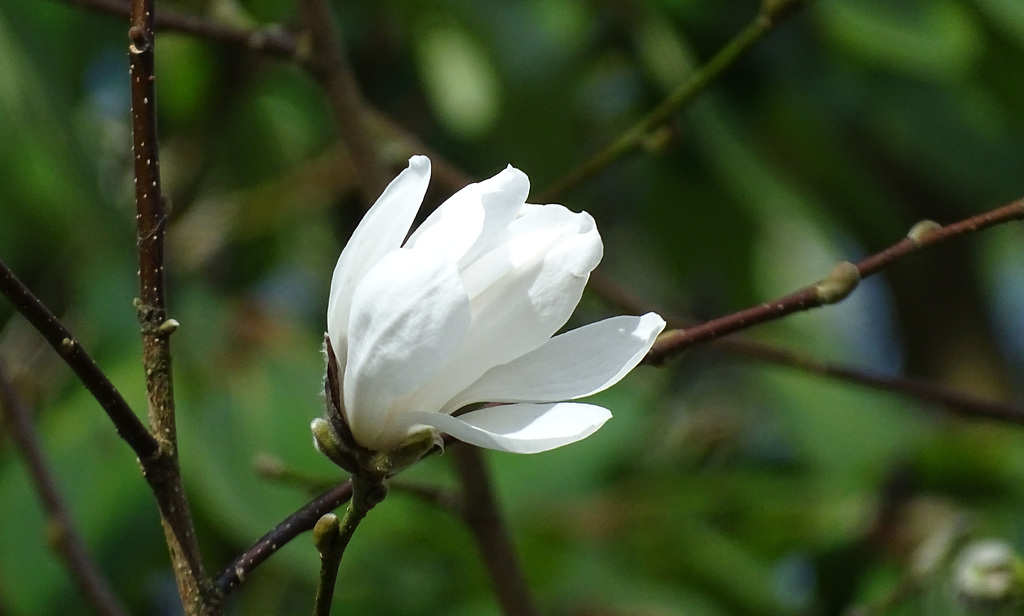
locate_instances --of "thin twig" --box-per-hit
[452,445,539,616]
[297,0,389,203]
[54,0,468,201]
[537,0,814,202]
[0,363,130,616]
[75,0,1010,424]
[0,258,159,459]
[310,478,386,616]
[717,337,1024,424]
[128,1,220,613]
[856,202,1024,276]
[216,480,354,593]
[56,3,525,603]
[588,269,1024,424]
[645,201,1024,365]
[253,453,336,495]
[311,513,343,616]
[53,0,298,57]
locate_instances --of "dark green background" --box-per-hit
[1,0,1023,614]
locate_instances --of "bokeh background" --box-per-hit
[1,0,1023,614]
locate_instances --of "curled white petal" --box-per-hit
[447,312,666,412]
[344,247,470,450]
[328,155,431,356]
[320,155,662,460]
[404,208,603,415]
[406,165,528,267]
[401,403,612,454]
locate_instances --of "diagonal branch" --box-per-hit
[0,258,159,459]
[587,269,1024,424]
[538,0,815,202]
[216,480,353,593]
[50,0,1024,590]
[297,0,389,203]
[0,363,130,616]
[645,200,1024,365]
[53,0,298,57]
[716,337,1024,424]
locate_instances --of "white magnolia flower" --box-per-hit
[321,155,664,457]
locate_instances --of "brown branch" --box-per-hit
[0,258,159,459]
[54,0,808,209]
[452,445,539,616]
[53,0,1024,589]
[364,107,473,193]
[54,0,465,202]
[52,0,511,206]
[53,0,298,58]
[0,363,130,616]
[716,338,1024,424]
[538,0,814,203]
[645,199,1024,365]
[216,480,354,593]
[587,269,1024,423]
[857,203,1024,276]
[297,0,389,203]
[60,3,541,605]
[128,1,220,613]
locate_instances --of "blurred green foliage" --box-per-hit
[1,0,1023,614]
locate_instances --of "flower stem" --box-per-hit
[312,477,387,616]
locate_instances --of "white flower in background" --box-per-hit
[953,539,1024,610]
[319,155,664,460]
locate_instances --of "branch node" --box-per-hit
[59,338,77,356]
[135,299,162,329]
[128,25,151,54]
[815,261,861,305]
[907,220,943,245]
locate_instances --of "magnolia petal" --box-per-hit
[446,312,666,412]
[405,165,528,267]
[343,247,471,450]
[401,402,612,454]
[405,208,603,414]
[327,156,430,353]
[459,204,599,299]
